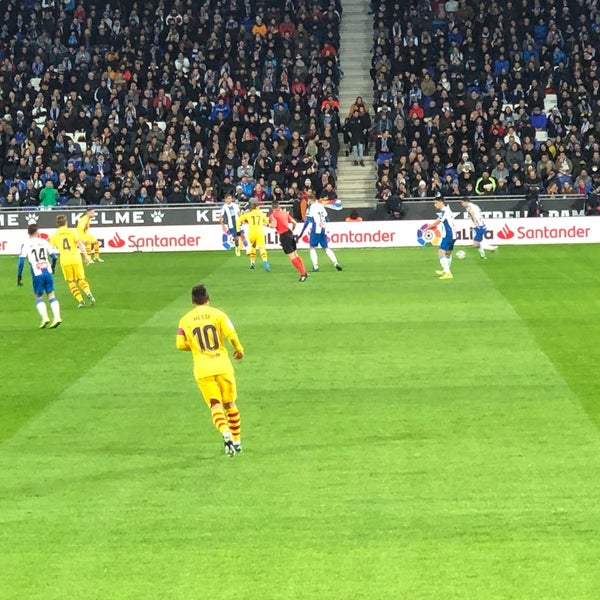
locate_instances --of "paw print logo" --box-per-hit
[150,210,164,223]
[26,213,39,225]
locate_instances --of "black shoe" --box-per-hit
[299,273,308,282]
[335,264,343,271]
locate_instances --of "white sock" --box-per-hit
[477,245,485,258]
[440,256,450,273]
[309,248,318,268]
[50,297,61,321]
[325,247,338,265]
[36,299,49,322]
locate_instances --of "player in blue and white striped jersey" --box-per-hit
[298,194,342,272]
[460,198,498,258]
[425,197,457,280]
[17,224,62,329]
[218,194,248,257]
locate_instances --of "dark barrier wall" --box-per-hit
[0,196,587,230]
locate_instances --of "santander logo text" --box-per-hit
[497,224,515,240]
[108,232,126,248]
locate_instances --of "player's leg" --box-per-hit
[35,296,50,328]
[224,400,242,453]
[321,236,342,270]
[82,235,93,261]
[63,264,85,305]
[256,234,270,271]
[45,274,62,328]
[309,246,319,270]
[31,275,50,327]
[90,236,103,262]
[220,373,242,453]
[248,234,257,269]
[437,240,453,277]
[473,227,486,258]
[199,377,235,456]
[289,251,308,280]
[479,227,497,253]
[74,264,95,305]
[439,249,454,279]
[282,232,307,279]
[33,279,51,329]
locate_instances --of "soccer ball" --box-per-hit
[456,250,466,259]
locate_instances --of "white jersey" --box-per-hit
[219,202,241,229]
[19,238,54,276]
[464,201,485,227]
[439,205,457,239]
[306,202,328,234]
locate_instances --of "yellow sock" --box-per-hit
[93,241,100,259]
[260,248,268,261]
[211,406,229,433]
[68,282,83,302]
[79,279,91,296]
[226,407,241,442]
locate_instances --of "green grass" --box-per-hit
[1,245,600,599]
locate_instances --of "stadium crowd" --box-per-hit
[369,0,600,209]
[0,0,343,209]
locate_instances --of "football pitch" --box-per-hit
[1,245,600,599]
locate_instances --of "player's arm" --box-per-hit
[176,326,191,351]
[221,316,244,359]
[467,207,476,226]
[297,213,312,237]
[425,217,442,231]
[76,238,91,264]
[218,208,228,231]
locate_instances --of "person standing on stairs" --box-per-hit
[347,109,365,166]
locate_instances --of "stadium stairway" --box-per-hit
[336,0,378,209]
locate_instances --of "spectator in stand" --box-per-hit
[347,109,366,167]
[370,0,600,203]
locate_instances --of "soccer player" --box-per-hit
[218,193,247,256]
[298,194,343,272]
[237,199,271,271]
[425,197,457,280]
[176,283,244,456]
[460,198,498,258]
[49,214,96,307]
[269,200,308,281]
[17,224,62,329]
[77,208,104,262]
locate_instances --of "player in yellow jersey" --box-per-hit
[176,283,244,457]
[49,214,96,308]
[237,200,271,271]
[77,208,104,262]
